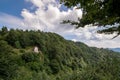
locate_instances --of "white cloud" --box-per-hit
[0,0,120,48]
[0,13,24,29]
[70,25,120,48]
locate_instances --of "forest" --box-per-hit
[0,27,120,80]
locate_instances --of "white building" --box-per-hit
[33,46,39,53]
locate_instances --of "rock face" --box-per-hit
[33,46,39,53]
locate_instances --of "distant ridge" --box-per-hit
[109,48,120,52]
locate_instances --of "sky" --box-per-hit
[0,0,120,48]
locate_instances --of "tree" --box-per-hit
[0,40,18,80]
[49,59,60,74]
[61,0,120,38]
[6,29,19,47]
[0,26,8,35]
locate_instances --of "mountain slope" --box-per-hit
[0,27,120,80]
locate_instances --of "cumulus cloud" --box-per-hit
[0,0,120,48]
[70,26,120,48]
[21,0,82,32]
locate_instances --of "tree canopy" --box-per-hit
[0,27,120,80]
[61,0,120,37]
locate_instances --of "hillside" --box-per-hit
[0,27,120,80]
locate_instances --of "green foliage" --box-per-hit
[0,27,120,80]
[61,0,120,37]
[50,59,60,74]
[0,40,18,80]
[22,52,40,63]
[15,41,21,49]
[0,26,8,35]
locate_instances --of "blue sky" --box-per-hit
[0,0,120,48]
[0,0,27,17]
[0,0,67,17]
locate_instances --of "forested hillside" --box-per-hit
[0,27,120,80]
